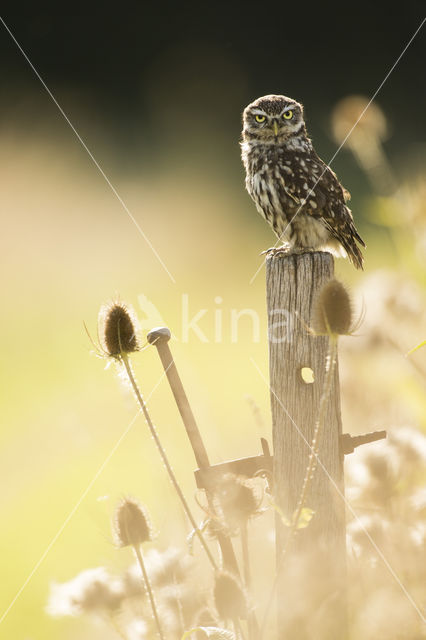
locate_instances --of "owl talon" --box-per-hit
[262,245,322,258]
[261,244,291,257]
[292,247,317,255]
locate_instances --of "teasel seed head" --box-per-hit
[213,570,247,621]
[216,473,260,529]
[113,497,152,548]
[331,95,388,147]
[99,301,140,358]
[312,279,354,337]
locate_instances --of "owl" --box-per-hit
[241,94,365,269]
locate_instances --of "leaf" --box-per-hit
[269,499,315,529]
[182,627,236,639]
[294,507,315,529]
[406,340,426,356]
[268,499,292,527]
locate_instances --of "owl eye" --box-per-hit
[282,110,293,120]
[255,114,266,123]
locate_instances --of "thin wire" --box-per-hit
[0,368,169,626]
[248,16,426,286]
[250,357,426,624]
[0,16,176,284]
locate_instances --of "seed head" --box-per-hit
[113,497,152,548]
[213,570,247,621]
[215,473,260,530]
[46,567,123,617]
[99,301,140,357]
[312,279,354,336]
[331,95,388,146]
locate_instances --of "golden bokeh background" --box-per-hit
[1,11,425,639]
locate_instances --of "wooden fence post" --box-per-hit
[266,251,347,640]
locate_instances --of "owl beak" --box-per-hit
[273,120,279,137]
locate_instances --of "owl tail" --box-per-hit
[342,227,366,270]
[348,242,365,270]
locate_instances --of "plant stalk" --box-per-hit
[133,543,165,640]
[121,353,217,571]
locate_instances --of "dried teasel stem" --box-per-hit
[113,499,164,640]
[240,522,251,590]
[240,522,259,640]
[133,543,165,640]
[120,352,218,571]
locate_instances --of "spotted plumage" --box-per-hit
[241,94,365,269]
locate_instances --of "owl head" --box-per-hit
[242,94,306,142]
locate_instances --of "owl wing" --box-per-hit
[281,151,365,267]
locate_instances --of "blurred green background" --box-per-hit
[0,3,425,638]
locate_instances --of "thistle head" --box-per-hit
[331,95,388,146]
[98,301,140,358]
[311,279,357,337]
[214,473,261,531]
[113,497,152,548]
[213,570,247,621]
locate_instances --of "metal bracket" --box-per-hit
[341,430,387,455]
[194,437,273,490]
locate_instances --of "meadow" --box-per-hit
[1,90,425,639]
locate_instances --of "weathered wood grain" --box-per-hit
[266,251,347,640]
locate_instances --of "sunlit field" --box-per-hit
[1,45,425,639]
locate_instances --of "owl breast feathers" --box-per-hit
[241,94,365,269]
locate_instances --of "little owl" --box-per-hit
[241,94,365,269]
